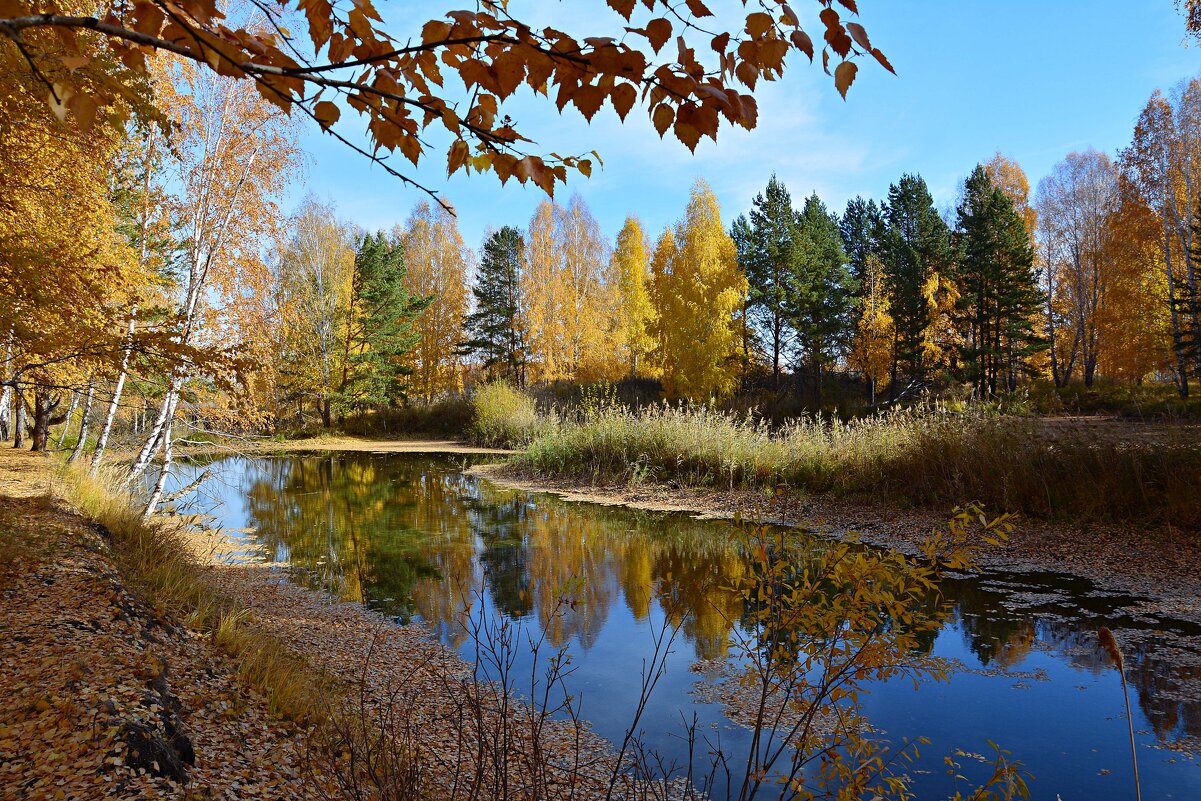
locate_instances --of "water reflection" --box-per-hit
[180,453,1201,798]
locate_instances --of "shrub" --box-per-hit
[469,381,554,447]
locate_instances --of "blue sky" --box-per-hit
[290,1,1200,248]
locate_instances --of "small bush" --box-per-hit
[469,382,554,447]
[342,397,476,438]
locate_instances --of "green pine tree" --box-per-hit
[840,195,885,287]
[460,226,528,384]
[337,232,432,414]
[955,165,1045,396]
[733,175,802,388]
[790,193,858,406]
[881,174,954,394]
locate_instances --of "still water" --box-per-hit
[172,452,1201,799]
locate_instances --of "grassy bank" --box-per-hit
[59,462,333,722]
[481,391,1201,528]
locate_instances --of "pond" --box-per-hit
[170,452,1201,799]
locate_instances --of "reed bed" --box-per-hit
[510,401,1201,527]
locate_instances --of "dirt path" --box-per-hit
[470,463,1201,622]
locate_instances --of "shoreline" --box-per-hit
[468,462,1201,622]
[178,434,513,458]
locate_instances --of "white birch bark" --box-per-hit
[56,392,79,448]
[142,417,175,519]
[67,380,95,464]
[91,308,137,474]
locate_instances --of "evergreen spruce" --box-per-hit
[732,175,801,388]
[338,232,431,412]
[955,166,1045,395]
[461,226,528,384]
[790,194,857,405]
[881,174,954,393]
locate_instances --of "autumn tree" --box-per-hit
[1034,149,1120,387]
[0,1,893,200]
[611,216,656,379]
[132,55,301,516]
[1099,174,1172,380]
[849,254,893,405]
[398,201,471,402]
[521,196,616,383]
[650,179,747,401]
[1121,79,1201,395]
[0,40,146,452]
[954,165,1044,396]
[272,197,355,427]
[462,227,528,384]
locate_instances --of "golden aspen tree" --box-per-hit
[521,200,567,382]
[611,216,657,379]
[397,201,471,401]
[521,196,617,383]
[849,255,894,405]
[1097,176,1173,380]
[650,179,748,401]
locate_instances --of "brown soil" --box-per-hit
[470,463,1201,621]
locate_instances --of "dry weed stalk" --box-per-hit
[1098,627,1141,801]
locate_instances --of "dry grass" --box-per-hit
[469,381,556,447]
[59,462,334,724]
[511,401,1201,527]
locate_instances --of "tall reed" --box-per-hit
[512,401,1201,526]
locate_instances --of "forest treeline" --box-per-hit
[4,26,1201,508]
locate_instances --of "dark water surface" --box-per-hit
[171,452,1201,799]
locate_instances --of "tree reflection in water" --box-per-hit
[204,452,1201,768]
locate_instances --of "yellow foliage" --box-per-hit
[521,195,620,383]
[650,179,748,400]
[611,216,657,379]
[398,202,471,401]
[849,255,894,391]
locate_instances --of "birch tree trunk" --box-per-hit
[91,308,137,474]
[0,386,9,444]
[0,331,12,443]
[67,380,95,464]
[142,417,175,519]
[56,391,79,448]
